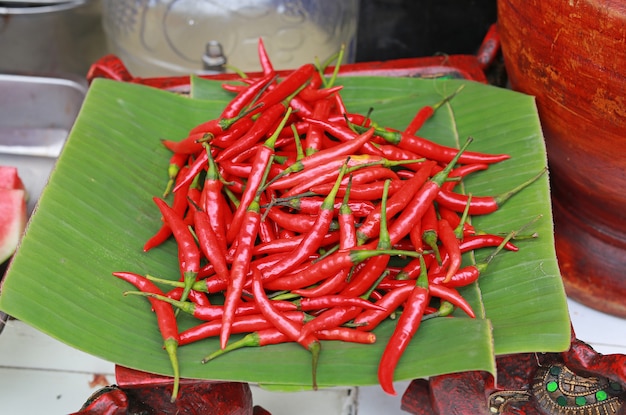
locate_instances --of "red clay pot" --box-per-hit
[497,0,626,317]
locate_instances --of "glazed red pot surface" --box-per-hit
[498,0,626,317]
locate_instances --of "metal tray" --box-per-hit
[0,73,87,215]
[0,73,86,335]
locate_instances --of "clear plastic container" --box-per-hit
[101,0,360,77]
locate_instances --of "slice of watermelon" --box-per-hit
[0,166,25,190]
[0,188,27,264]
[1,165,28,265]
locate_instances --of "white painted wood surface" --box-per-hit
[1,298,624,415]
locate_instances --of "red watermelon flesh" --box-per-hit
[0,166,25,191]
[1,166,27,263]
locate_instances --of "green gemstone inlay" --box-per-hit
[575,396,587,406]
[609,382,623,392]
[546,381,559,392]
[596,390,608,401]
[556,395,567,406]
[549,365,562,376]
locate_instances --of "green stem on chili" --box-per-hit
[113,272,180,402]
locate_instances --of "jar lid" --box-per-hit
[0,0,87,15]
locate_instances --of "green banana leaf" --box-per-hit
[0,75,570,390]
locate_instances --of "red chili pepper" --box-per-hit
[250,265,321,390]
[126,291,298,322]
[220,82,248,93]
[221,72,276,119]
[304,117,382,155]
[303,98,333,155]
[316,327,376,344]
[178,311,307,346]
[437,219,462,283]
[476,23,500,71]
[448,162,490,180]
[281,156,418,199]
[269,154,381,194]
[252,231,340,256]
[408,219,424,255]
[291,267,351,298]
[420,203,441,263]
[435,168,547,215]
[364,143,426,171]
[152,197,200,305]
[403,85,464,136]
[161,131,211,155]
[193,207,230,281]
[430,228,522,288]
[258,215,278,244]
[144,166,191,252]
[352,124,509,165]
[290,182,358,297]
[266,203,341,233]
[222,154,278,348]
[171,150,209,194]
[272,195,375,218]
[260,160,348,281]
[301,305,362,338]
[428,284,475,318]
[356,160,436,245]
[165,286,211,307]
[209,116,255,149]
[112,272,180,401]
[267,127,375,188]
[437,205,475,237]
[189,103,259,137]
[385,138,474,246]
[202,328,290,363]
[294,295,384,312]
[287,95,314,118]
[338,176,357,250]
[341,180,393,298]
[184,180,202,224]
[394,255,436,281]
[458,234,518,253]
[226,107,292,243]
[264,248,420,291]
[215,102,287,164]
[202,326,376,364]
[349,166,401,184]
[257,37,276,76]
[250,63,316,116]
[351,285,416,332]
[310,179,405,201]
[298,85,343,103]
[221,197,262,349]
[200,145,228,253]
[162,151,189,197]
[378,259,430,396]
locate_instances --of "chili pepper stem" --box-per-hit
[422,301,455,321]
[163,337,180,402]
[454,194,473,239]
[324,43,345,88]
[202,332,260,363]
[124,290,195,315]
[433,84,465,111]
[473,214,544,275]
[180,270,198,314]
[494,168,547,207]
[308,340,321,391]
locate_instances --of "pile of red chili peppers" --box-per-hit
[114,39,545,401]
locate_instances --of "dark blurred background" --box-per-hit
[355,0,498,62]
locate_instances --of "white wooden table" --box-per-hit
[1,297,624,415]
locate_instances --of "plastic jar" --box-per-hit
[101,0,360,76]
